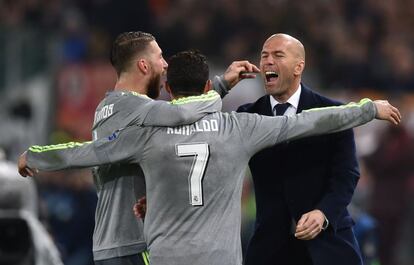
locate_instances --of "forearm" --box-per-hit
[26,142,100,171]
[276,98,376,144]
[27,127,142,172]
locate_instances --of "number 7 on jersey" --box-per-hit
[176,143,210,206]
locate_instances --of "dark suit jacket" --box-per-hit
[237,84,363,265]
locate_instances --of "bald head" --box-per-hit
[260,33,306,101]
[265,34,305,61]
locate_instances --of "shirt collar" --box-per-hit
[269,84,302,111]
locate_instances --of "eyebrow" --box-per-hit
[261,50,285,55]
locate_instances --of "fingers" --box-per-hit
[392,105,402,120]
[390,114,399,125]
[296,213,308,228]
[374,100,402,125]
[233,60,260,73]
[133,203,145,219]
[226,61,259,78]
[295,218,322,240]
[295,223,322,240]
[387,103,401,125]
[18,167,31,178]
[391,106,401,124]
[18,165,35,177]
[295,210,326,240]
[239,73,257,79]
[134,196,147,219]
[133,203,140,217]
[25,167,35,177]
[223,60,260,88]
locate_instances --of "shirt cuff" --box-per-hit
[322,214,329,230]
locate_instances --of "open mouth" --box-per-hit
[265,71,278,82]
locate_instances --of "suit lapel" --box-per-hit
[297,84,315,114]
[259,84,315,115]
[258,95,274,116]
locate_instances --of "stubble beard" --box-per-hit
[147,72,162,99]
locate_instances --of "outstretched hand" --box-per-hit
[374,100,401,125]
[18,151,36,177]
[133,196,147,219]
[223,60,260,89]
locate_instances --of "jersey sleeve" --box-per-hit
[141,90,222,126]
[26,126,146,171]
[212,75,230,98]
[239,98,376,156]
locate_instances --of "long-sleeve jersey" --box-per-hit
[29,84,222,260]
[91,89,222,260]
[27,98,377,265]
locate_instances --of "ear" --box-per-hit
[294,60,305,76]
[137,59,149,74]
[203,80,212,93]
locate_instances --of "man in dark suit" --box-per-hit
[238,33,363,265]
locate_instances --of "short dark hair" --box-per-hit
[110,31,155,76]
[167,50,209,96]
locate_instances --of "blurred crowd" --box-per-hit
[1,0,414,91]
[0,1,413,265]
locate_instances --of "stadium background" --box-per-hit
[0,0,413,265]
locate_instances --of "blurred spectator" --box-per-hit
[350,204,380,265]
[0,154,63,265]
[61,8,88,63]
[395,196,414,265]
[364,124,414,265]
[36,170,97,265]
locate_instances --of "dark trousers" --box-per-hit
[95,252,149,265]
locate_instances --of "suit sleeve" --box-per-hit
[26,126,145,171]
[315,129,359,232]
[239,98,377,156]
[141,91,222,126]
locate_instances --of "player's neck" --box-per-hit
[114,73,147,95]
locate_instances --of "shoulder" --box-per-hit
[105,91,152,104]
[301,85,343,108]
[237,95,269,113]
[224,111,266,126]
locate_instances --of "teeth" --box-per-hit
[265,71,278,82]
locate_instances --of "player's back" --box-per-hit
[139,111,275,265]
[91,90,223,260]
[91,91,150,259]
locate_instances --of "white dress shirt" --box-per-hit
[269,85,302,116]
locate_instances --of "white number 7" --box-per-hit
[176,143,210,206]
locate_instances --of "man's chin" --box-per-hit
[264,84,279,95]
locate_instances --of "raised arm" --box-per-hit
[277,99,400,143]
[212,60,260,97]
[20,126,145,176]
[240,98,400,156]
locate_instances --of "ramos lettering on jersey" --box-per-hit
[167,119,219,135]
[94,104,114,124]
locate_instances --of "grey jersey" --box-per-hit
[27,98,376,265]
[38,88,222,260]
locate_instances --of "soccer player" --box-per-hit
[19,31,258,265]
[20,50,400,265]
